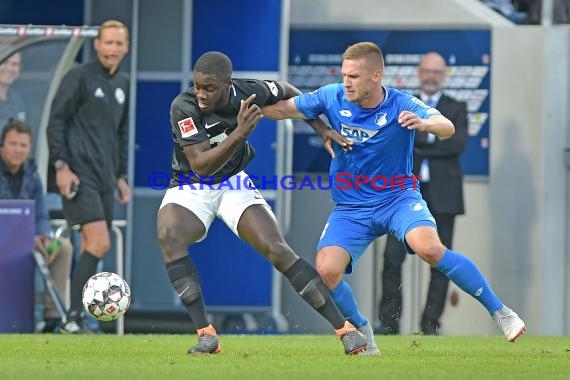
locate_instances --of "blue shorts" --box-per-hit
[317,190,436,273]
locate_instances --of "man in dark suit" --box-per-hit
[378,52,468,335]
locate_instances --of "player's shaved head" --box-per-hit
[343,42,384,71]
[194,51,232,82]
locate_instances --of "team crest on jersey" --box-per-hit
[115,88,126,104]
[375,112,387,127]
[340,123,379,142]
[178,117,198,138]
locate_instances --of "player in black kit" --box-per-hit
[157,51,365,355]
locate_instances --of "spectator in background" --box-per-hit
[481,0,527,23]
[553,0,570,23]
[0,120,72,333]
[378,52,468,335]
[522,0,570,24]
[47,20,131,334]
[0,52,26,129]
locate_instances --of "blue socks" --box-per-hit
[435,249,503,315]
[329,248,501,326]
[331,280,368,328]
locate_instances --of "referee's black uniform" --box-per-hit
[47,59,129,226]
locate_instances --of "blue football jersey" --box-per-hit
[294,84,440,204]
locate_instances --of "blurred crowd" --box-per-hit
[482,0,570,24]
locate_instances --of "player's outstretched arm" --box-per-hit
[398,111,455,139]
[263,98,352,157]
[262,98,307,120]
[277,80,303,99]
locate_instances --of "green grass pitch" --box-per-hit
[0,334,568,380]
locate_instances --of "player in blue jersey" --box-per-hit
[263,42,525,354]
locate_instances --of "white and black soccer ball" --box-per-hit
[82,272,131,322]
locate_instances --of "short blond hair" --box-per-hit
[343,42,384,71]
[97,19,129,41]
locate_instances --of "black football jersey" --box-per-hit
[169,78,284,186]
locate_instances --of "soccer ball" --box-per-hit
[82,272,131,321]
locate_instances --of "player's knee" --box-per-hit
[156,222,171,247]
[157,224,186,259]
[314,249,346,289]
[84,239,111,256]
[315,264,342,290]
[415,241,444,265]
[263,241,297,271]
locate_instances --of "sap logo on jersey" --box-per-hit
[340,124,379,142]
[178,117,198,138]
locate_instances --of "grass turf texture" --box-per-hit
[0,335,568,380]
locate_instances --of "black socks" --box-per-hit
[284,258,345,329]
[166,256,209,329]
[68,250,99,317]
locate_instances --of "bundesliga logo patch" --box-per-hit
[178,117,198,138]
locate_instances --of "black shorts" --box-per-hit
[62,182,114,228]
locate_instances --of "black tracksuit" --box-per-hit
[47,59,129,226]
[47,59,129,191]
